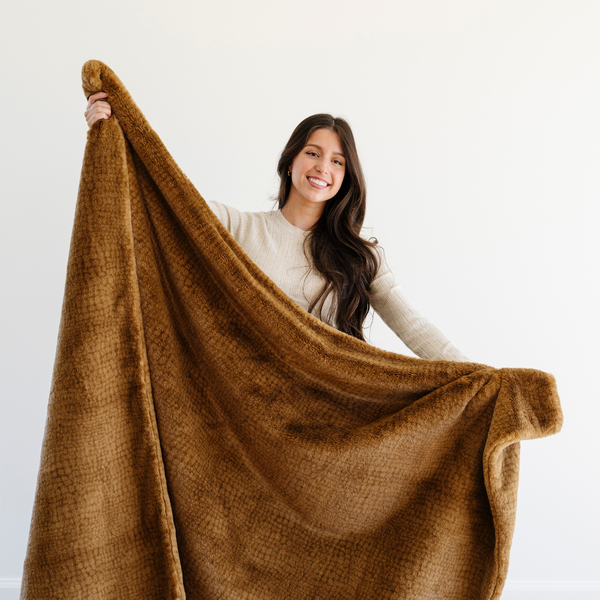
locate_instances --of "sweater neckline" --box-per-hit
[273,209,311,238]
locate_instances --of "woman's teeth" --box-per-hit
[308,177,328,187]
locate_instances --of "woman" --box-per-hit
[85,93,468,361]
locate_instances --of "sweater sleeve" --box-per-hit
[207,200,241,236]
[370,247,470,362]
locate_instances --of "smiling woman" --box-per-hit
[274,114,382,341]
[84,100,468,360]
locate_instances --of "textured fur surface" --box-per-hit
[20,60,563,600]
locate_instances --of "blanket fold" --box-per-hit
[21,60,563,600]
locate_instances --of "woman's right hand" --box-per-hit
[84,92,112,128]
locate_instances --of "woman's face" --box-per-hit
[287,128,346,208]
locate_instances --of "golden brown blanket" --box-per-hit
[21,60,563,600]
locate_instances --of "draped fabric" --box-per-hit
[21,60,563,600]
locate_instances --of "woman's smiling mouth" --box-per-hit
[307,176,329,188]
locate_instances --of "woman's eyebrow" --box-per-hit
[305,143,345,157]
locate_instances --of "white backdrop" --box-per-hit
[1,1,599,598]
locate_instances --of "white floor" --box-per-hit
[503,594,600,600]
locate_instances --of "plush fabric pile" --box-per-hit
[21,60,563,600]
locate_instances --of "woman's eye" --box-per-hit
[306,151,318,157]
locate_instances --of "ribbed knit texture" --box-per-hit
[209,201,469,361]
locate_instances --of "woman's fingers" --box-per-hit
[84,103,110,125]
[84,93,112,128]
[86,91,109,109]
[88,100,111,113]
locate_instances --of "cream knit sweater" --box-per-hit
[209,201,468,362]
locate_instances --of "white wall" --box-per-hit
[1,0,598,596]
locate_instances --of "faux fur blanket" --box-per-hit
[21,60,563,600]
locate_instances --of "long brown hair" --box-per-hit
[276,114,380,341]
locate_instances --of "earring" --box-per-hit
[287,171,291,176]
